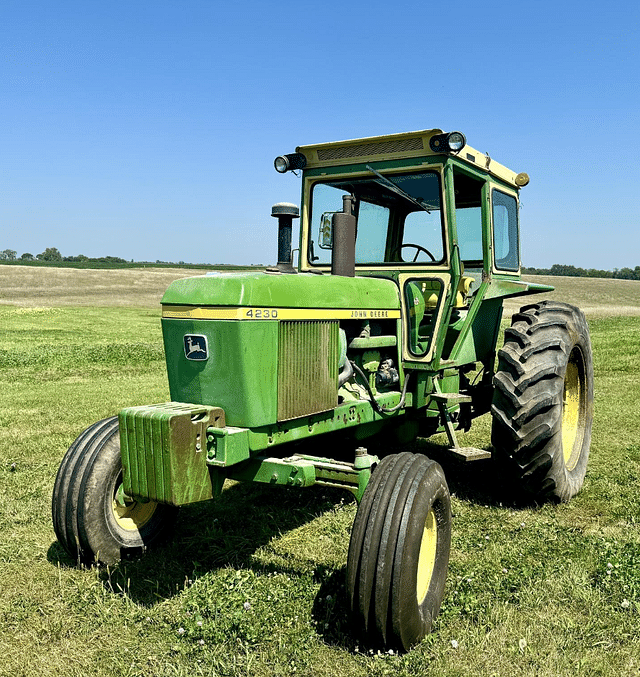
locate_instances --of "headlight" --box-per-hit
[274,152,307,173]
[429,131,467,154]
[447,132,466,152]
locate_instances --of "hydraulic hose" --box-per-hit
[350,361,412,415]
[338,358,354,387]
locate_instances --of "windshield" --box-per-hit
[308,170,444,266]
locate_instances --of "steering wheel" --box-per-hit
[399,243,437,263]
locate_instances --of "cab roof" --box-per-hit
[296,128,526,189]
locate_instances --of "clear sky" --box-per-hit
[2,0,639,269]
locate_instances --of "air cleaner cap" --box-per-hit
[271,203,300,218]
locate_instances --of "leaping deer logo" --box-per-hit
[184,335,208,360]
[186,337,206,356]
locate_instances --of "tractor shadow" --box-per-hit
[47,480,354,607]
[46,439,525,652]
[409,438,527,508]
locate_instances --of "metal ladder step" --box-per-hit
[449,446,492,462]
[431,392,473,404]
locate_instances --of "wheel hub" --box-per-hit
[112,483,157,531]
[416,508,437,604]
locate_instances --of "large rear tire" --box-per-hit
[491,301,594,502]
[346,452,451,651]
[52,417,178,565]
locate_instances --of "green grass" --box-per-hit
[1,276,640,676]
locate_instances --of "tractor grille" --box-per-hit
[316,137,424,161]
[277,321,339,421]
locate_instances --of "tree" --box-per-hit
[20,253,35,260]
[37,247,63,262]
[0,249,17,260]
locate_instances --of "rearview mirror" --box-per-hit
[319,212,335,249]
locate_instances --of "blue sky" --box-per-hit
[2,0,639,269]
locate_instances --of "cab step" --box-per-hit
[449,446,492,462]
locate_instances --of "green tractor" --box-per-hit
[52,128,594,651]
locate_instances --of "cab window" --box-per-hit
[493,189,519,271]
[453,170,484,265]
[309,170,444,266]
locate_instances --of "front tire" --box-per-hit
[346,452,451,651]
[491,301,594,502]
[52,417,178,565]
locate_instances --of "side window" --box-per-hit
[453,170,484,264]
[493,190,519,272]
[456,207,482,262]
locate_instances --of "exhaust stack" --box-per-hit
[331,194,356,277]
[271,202,299,274]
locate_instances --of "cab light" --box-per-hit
[429,131,467,154]
[274,153,307,173]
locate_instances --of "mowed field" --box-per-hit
[1,265,640,677]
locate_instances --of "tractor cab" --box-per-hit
[275,129,535,370]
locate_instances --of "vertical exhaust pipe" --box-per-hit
[271,202,299,274]
[331,194,356,277]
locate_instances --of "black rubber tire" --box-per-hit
[491,300,594,502]
[346,452,451,652]
[52,417,178,565]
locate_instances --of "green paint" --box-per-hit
[162,319,278,427]
[162,271,400,310]
[119,402,225,506]
[207,427,250,467]
[226,451,378,502]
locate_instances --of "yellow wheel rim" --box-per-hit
[112,486,157,532]
[416,508,438,604]
[562,350,584,470]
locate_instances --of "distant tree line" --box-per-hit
[0,247,126,264]
[523,264,640,281]
[0,247,264,270]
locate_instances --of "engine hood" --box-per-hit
[161,271,401,311]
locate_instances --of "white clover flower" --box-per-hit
[451,639,459,649]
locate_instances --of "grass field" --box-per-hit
[1,266,639,676]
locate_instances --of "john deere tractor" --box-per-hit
[52,129,593,651]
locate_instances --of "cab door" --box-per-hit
[399,271,453,365]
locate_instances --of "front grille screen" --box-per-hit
[277,321,339,421]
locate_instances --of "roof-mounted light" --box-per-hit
[274,152,307,173]
[515,172,530,187]
[429,131,467,154]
